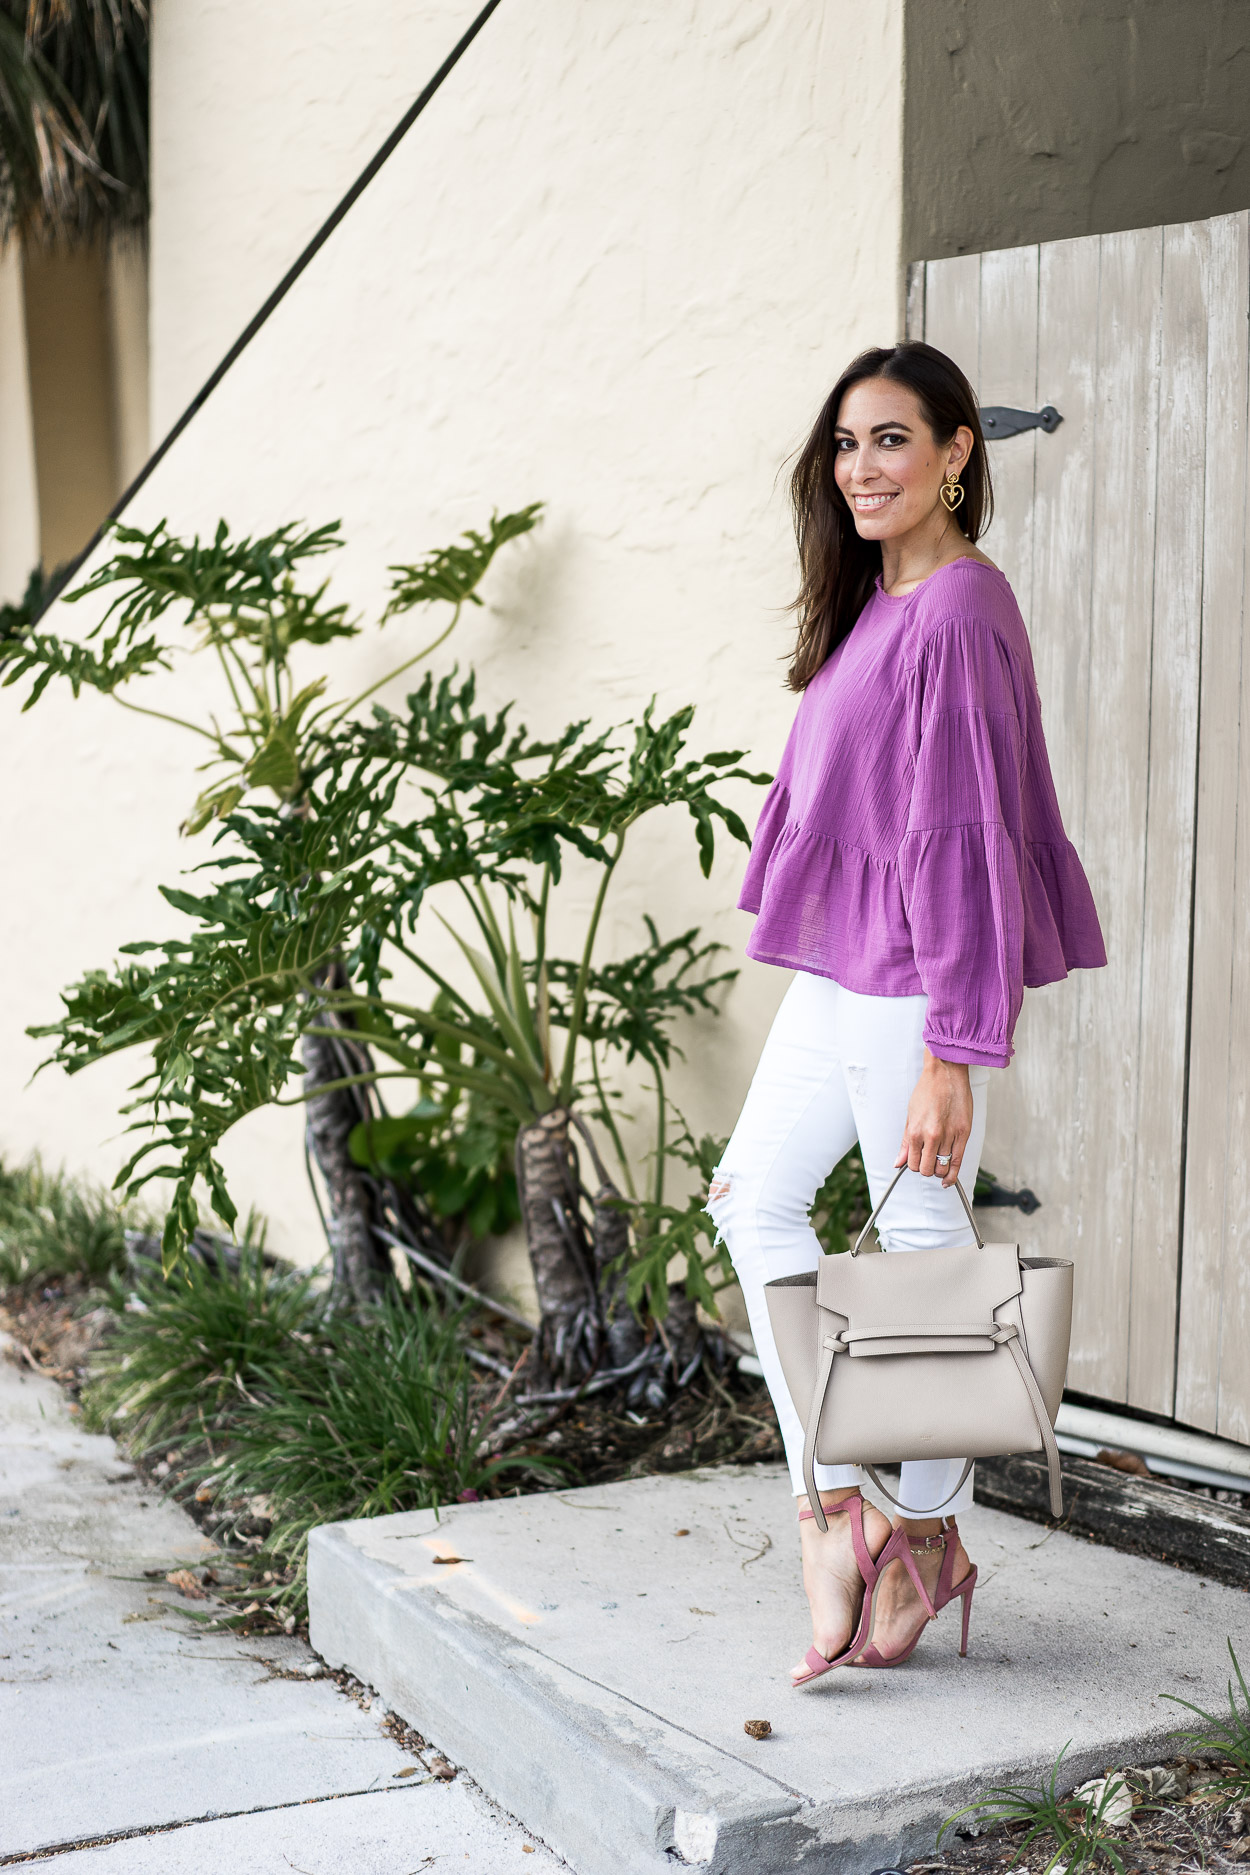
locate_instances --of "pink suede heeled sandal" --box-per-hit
[792,1493,938,1689]
[853,1517,978,1668]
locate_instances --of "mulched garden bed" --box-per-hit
[908,1755,1249,1875]
[0,1274,785,1640]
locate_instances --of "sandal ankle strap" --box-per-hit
[908,1531,947,1553]
[906,1515,959,1553]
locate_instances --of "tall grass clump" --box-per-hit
[196,1295,538,1618]
[82,1245,320,1452]
[0,1154,131,1287]
[83,1250,545,1623]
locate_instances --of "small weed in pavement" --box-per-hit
[930,1705,1250,1875]
[1163,1641,1250,1806]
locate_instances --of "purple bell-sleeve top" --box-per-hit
[738,558,1105,1067]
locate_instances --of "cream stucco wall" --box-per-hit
[1,2,906,1273]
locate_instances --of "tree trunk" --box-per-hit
[591,1178,648,1394]
[302,999,391,1311]
[514,1107,600,1387]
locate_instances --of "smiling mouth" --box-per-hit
[852,492,898,511]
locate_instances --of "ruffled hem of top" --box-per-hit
[742,783,1105,989]
[739,794,921,987]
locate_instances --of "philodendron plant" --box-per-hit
[2,509,766,1401]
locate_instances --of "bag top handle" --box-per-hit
[850,1166,984,1256]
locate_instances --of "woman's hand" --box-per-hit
[896,1050,972,1188]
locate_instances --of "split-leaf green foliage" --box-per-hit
[6,507,768,1312]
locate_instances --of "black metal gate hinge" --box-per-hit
[979,405,1063,439]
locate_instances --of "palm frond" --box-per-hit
[0,0,148,244]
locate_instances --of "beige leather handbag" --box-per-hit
[764,1169,1072,1530]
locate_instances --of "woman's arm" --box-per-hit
[898,613,1027,1180]
[896,1049,972,1188]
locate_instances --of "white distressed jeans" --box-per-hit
[706,972,992,1514]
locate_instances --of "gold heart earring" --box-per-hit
[940,469,965,513]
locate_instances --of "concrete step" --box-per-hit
[308,1464,1250,1874]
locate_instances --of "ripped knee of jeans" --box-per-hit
[705,1168,733,1244]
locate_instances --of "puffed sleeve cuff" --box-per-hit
[923,1027,1011,1070]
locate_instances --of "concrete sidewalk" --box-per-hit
[310,1465,1250,1875]
[0,1333,563,1872]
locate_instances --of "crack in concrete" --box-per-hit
[0,1781,426,1865]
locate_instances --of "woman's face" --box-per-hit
[832,378,972,540]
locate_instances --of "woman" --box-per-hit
[707,342,1105,1686]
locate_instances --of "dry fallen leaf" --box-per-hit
[393,1767,419,1779]
[1094,1447,1151,1477]
[675,1529,690,1537]
[432,1555,470,1566]
[523,1846,535,1854]
[165,1569,207,1600]
[428,1754,456,1781]
[744,1719,772,1739]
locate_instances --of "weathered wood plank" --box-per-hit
[1128,219,1209,1416]
[1066,227,1163,1401]
[976,243,1039,616]
[1206,209,1250,1444]
[1178,212,1250,1434]
[983,238,1104,1280]
[951,237,1102,1337]
[922,253,980,390]
[975,1451,1250,1590]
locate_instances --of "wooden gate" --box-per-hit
[909,212,1250,1442]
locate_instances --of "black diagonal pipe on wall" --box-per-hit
[40,0,506,616]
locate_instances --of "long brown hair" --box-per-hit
[786,341,993,690]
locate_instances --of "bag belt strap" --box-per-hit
[828,1322,1001,1346]
[802,1322,1064,1526]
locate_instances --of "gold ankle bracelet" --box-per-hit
[907,1531,946,1554]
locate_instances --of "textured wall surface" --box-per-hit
[149,2,492,434]
[3,3,906,1267]
[906,0,1250,260]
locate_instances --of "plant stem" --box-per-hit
[211,638,250,738]
[534,868,552,1079]
[459,880,506,977]
[652,1063,666,1208]
[388,940,477,1019]
[589,1041,636,1200]
[334,603,463,721]
[113,693,221,744]
[313,999,520,1075]
[557,835,622,1105]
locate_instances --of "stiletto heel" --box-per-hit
[958,1571,975,1657]
[853,1517,978,1669]
[791,1495,937,1690]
